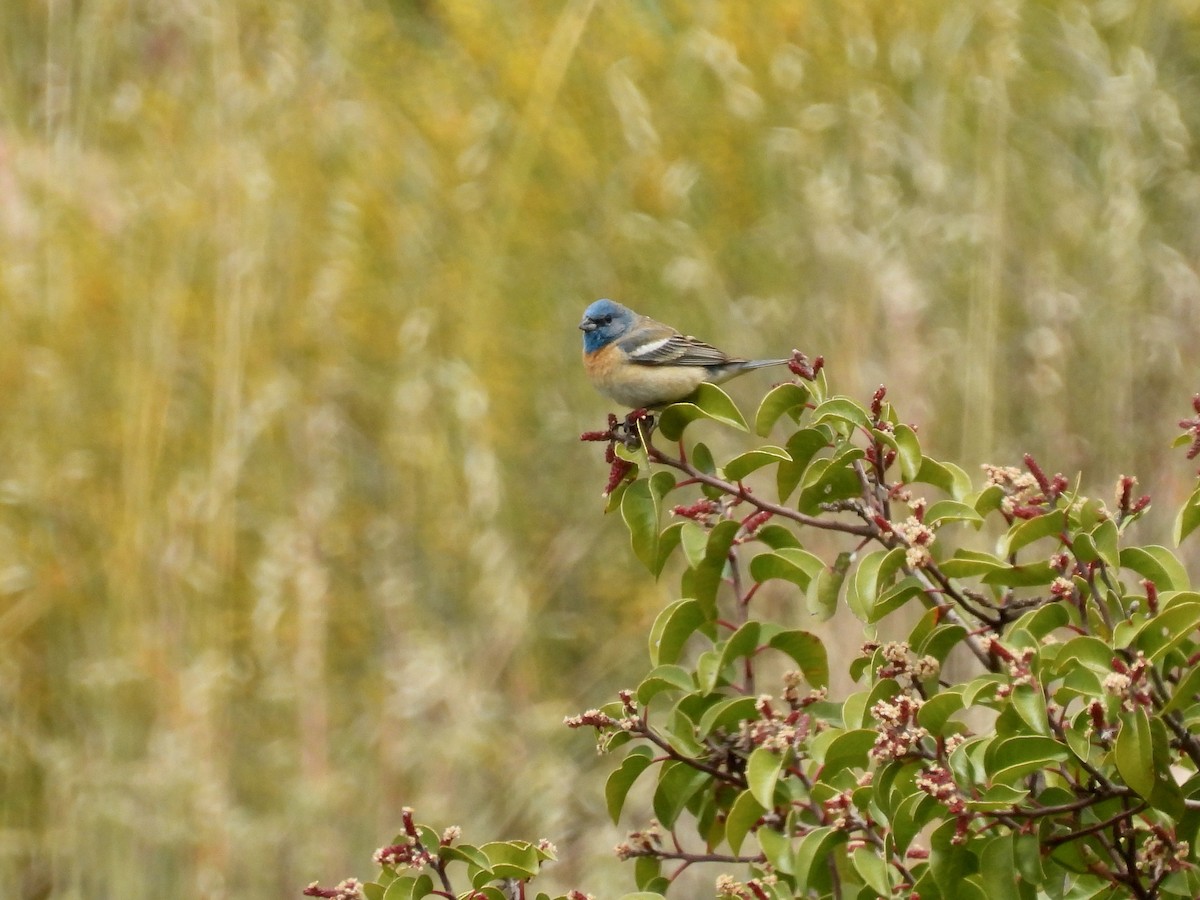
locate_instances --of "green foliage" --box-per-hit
[568,379,1200,899]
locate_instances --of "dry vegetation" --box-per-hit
[2,1,1200,897]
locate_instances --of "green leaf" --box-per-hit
[650,521,684,578]
[1174,485,1200,545]
[807,551,851,621]
[1120,545,1190,592]
[606,749,655,824]
[746,747,785,808]
[681,520,741,612]
[1092,518,1120,571]
[478,842,541,880]
[648,599,709,667]
[754,382,811,436]
[818,728,877,774]
[979,835,1021,900]
[1131,600,1200,662]
[981,561,1057,587]
[697,695,760,737]
[919,690,965,733]
[621,471,677,573]
[776,426,831,502]
[1009,684,1050,737]
[1115,707,1156,799]
[658,383,747,440]
[924,499,985,527]
[652,761,711,828]
[633,856,661,892]
[810,396,872,432]
[894,423,922,482]
[1000,509,1067,557]
[913,457,972,498]
[796,447,867,515]
[707,622,762,692]
[725,790,767,854]
[938,548,1005,579]
[616,894,670,900]
[790,826,843,883]
[758,824,795,875]
[767,629,829,688]
[723,446,791,482]
[984,735,1069,785]
[847,546,906,623]
[930,818,979,893]
[852,846,893,896]
[749,547,825,593]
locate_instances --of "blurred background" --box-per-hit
[2,0,1200,897]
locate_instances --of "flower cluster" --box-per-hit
[915,765,965,815]
[614,821,663,860]
[1103,653,1153,711]
[303,879,364,900]
[982,456,1067,519]
[871,641,939,686]
[869,694,928,762]
[1136,826,1190,877]
[894,516,935,568]
[741,693,818,753]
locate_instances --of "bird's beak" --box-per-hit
[579,318,597,332]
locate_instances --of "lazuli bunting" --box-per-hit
[579,298,789,408]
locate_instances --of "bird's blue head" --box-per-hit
[579,299,635,354]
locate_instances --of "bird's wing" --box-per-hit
[621,328,740,367]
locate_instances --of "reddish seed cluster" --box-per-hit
[1179,394,1200,467]
[373,841,430,871]
[672,498,721,523]
[787,350,824,380]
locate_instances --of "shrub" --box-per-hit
[308,365,1200,900]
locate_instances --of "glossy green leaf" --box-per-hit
[776,427,832,502]
[648,598,708,667]
[767,629,829,689]
[754,382,811,436]
[606,748,655,824]
[696,695,759,738]
[746,747,785,808]
[1120,545,1190,592]
[852,846,892,896]
[924,499,985,527]
[938,548,1005,579]
[790,826,844,883]
[894,423,922,482]
[1114,707,1155,799]
[706,622,762,692]
[681,519,740,611]
[620,471,677,573]
[984,735,1068,785]
[918,690,964,733]
[749,546,824,593]
[818,728,876,774]
[1131,599,1200,661]
[796,447,867,515]
[1000,509,1067,557]
[810,396,871,432]
[725,790,767,855]
[1009,684,1050,736]
[1092,518,1120,571]
[1174,485,1200,545]
[723,446,791,482]
[658,383,747,440]
[807,551,851,621]
[478,842,541,880]
[981,561,1057,587]
[979,835,1021,900]
[758,824,795,875]
[913,457,972,498]
[652,760,711,828]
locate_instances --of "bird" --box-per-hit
[579,298,790,409]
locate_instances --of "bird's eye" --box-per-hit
[599,315,612,325]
